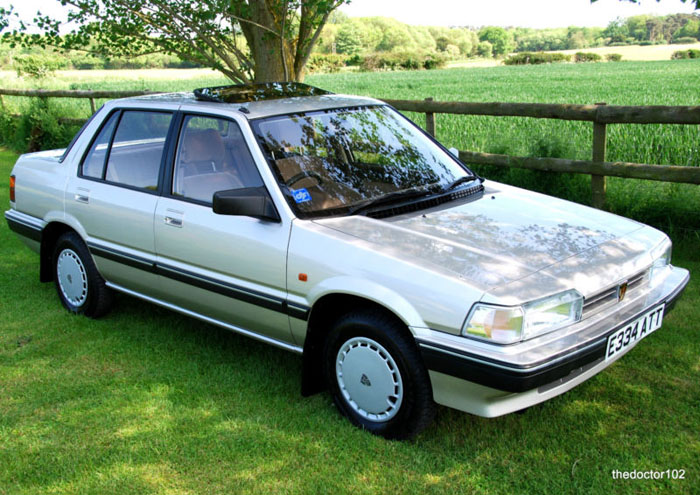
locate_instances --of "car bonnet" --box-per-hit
[313,181,654,298]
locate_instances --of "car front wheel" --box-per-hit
[53,232,112,318]
[323,310,436,440]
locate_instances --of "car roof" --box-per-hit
[113,91,385,120]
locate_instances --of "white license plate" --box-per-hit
[605,304,665,361]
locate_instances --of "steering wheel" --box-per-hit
[285,171,324,187]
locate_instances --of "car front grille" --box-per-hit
[582,269,649,318]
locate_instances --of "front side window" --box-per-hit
[252,105,470,217]
[103,111,173,190]
[172,115,263,204]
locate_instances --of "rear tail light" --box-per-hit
[9,175,15,202]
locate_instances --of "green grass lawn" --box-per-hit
[1,147,698,494]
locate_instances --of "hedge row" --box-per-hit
[574,52,602,62]
[504,51,619,65]
[360,52,447,71]
[9,53,201,75]
[671,37,699,45]
[306,51,448,73]
[671,49,700,59]
[503,52,571,65]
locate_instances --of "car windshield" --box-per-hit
[252,105,472,217]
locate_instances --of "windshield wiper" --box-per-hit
[347,188,433,216]
[443,175,479,192]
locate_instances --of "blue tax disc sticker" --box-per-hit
[292,188,312,203]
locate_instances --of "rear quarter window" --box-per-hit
[81,112,119,179]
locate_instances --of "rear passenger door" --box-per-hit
[65,108,175,294]
[153,113,294,345]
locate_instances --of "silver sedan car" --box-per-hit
[5,83,689,439]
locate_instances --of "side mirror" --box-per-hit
[213,187,281,222]
[448,147,460,158]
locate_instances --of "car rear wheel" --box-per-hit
[323,310,436,440]
[53,232,113,318]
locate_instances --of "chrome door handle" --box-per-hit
[74,187,90,204]
[164,216,183,227]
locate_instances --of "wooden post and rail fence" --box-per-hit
[1,88,699,210]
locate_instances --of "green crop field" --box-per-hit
[1,59,699,232]
[1,60,699,493]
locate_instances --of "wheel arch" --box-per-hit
[300,292,424,397]
[39,221,81,282]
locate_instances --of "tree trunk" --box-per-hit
[248,35,287,82]
[239,1,298,83]
[244,36,303,82]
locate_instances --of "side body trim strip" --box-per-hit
[86,240,311,320]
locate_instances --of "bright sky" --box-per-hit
[4,0,698,31]
[339,0,697,28]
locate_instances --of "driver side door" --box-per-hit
[153,113,295,346]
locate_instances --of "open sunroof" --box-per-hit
[193,82,333,104]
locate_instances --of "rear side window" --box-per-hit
[81,112,119,179]
[104,111,173,190]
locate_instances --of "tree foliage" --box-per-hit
[0,7,11,32]
[1,0,348,83]
[512,13,699,53]
[476,41,493,58]
[1,3,698,77]
[675,17,700,38]
[335,23,362,55]
[478,27,514,57]
[13,54,66,79]
[604,18,630,43]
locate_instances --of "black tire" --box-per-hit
[323,310,436,440]
[53,232,113,318]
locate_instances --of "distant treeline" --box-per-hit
[0,45,204,72]
[313,12,700,58]
[511,13,700,52]
[1,12,698,75]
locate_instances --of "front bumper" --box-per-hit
[414,265,689,416]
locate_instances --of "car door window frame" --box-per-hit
[78,108,120,181]
[60,104,104,164]
[78,107,178,197]
[164,111,268,208]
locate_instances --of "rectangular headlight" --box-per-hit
[522,289,583,340]
[463,290,583,344]
[463,304,523,344]
[650,244,672,282]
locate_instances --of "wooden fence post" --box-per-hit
[591,102,607,210]
[425,97,436,137]
[89,97,96,114]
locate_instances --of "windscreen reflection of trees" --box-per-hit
[257,107,464,212]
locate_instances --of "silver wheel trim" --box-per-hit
[56,249,88,307]
[336,336,403,422]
